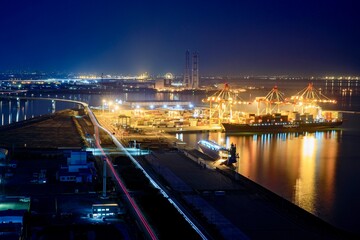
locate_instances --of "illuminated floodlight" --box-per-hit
[176,104,180,108]
[189,104,194,108]
[149,105,154,109]
[163,104,167,108]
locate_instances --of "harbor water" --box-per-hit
[179,78,360,235]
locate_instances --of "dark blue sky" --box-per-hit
[0,0,359,76]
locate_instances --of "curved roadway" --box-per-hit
[0,95,209,240]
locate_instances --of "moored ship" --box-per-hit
[204,83,343,134]
[197,140,229,160]
[222,111,343,134]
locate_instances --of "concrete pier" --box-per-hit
[137,150,357,240]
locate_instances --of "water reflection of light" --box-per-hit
[320,131,337,215]
[294,134,317,212]
[0,101,2,126]
[24,101,27,120]
[30,100,34,119]
[16,106,19,122]
[9,101,12,124]
[279,133,287,141]
[295,134,316,213]
[303,135,315,156]
[294,135,316,212]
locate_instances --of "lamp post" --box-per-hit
[115,106,119,128]
[102,99,106,113]
[101,156,108,199]
[108,101,113,113]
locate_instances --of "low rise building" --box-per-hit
[57,151,96,183]
[0,148,8,160]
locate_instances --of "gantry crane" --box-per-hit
[202,83,249,124]
[255,86,287,115]
[290,83,336,114]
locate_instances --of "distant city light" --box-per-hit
[165,72,173,79]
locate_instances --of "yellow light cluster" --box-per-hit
[203,98,249,104]
[78,75,98,79]
[324,76,359,80]
[290,96,336,104]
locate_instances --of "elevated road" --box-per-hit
[1,95,209,240]
[87,105,209,240]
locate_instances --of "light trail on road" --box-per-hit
[0,95,159,240]
[1,94,208,240]
[94,142,158,240]
[95,119,208,240]
[88,106,158,240]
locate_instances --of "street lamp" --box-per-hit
[108,101,113,112]
[102,99,106,113]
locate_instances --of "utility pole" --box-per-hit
[101,156,108,199]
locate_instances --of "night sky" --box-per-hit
[0,0,359,76]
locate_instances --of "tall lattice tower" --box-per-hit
[192,51,199,89]
[183,50,191,88]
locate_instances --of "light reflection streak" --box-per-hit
[16,104,20,122]
[0,101,2,126]
[294,134,316,213]
[8,101,12,124]
[227,130,338,218]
